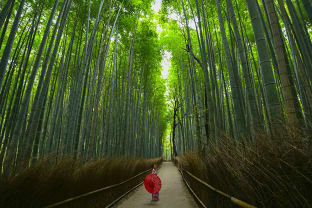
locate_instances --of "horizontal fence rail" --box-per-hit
[179,167,257,208]
[179,169,207,208]
[45,168,152,208]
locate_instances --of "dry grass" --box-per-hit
[175,133,312,208]
[0,156,162,207]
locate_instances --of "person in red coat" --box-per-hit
[151,164,159,201]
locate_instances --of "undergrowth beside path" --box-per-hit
[0,157,162,207]
[174,134,312,208]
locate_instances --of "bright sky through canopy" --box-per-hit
[152,0,162,13]
[152,0,170,80]
[161,51,171,79]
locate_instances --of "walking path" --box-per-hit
[115,162,198,208]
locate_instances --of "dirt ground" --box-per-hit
[115,162,198,208]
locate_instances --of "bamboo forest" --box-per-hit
[0,0,312,207]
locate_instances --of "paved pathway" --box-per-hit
[115,162,198,208]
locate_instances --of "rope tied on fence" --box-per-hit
[44,168,152,208]
[179,167,257,208]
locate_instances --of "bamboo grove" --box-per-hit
[161,0,312,155]
[0,0,312,176]
[0,0,168,175]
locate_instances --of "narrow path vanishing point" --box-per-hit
[115,162,198,208]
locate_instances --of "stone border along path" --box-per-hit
[115,162,198,208]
